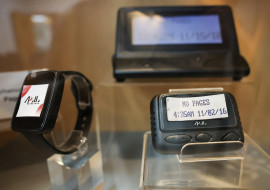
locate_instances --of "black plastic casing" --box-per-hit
[11,71,64,134]
[150,92,244,154]
[113,6,250,81]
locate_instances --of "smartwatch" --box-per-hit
[150,92,244,154]
[11,70,93,155]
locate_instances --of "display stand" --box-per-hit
[140,88,247,189]
[47,114,103,190]
[140,131,247,190]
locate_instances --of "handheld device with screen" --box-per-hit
[11,71,93,155]
[150,92,244,154]
[113,6,250,81]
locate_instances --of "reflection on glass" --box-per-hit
[31,14,52,52]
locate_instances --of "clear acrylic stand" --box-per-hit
[47,114,103,190]
[140,132,246,189]
[178,140,245,163]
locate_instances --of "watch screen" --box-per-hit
[132,14,222,45]
[16,84,49,117]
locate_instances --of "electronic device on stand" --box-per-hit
[113,6,250,82]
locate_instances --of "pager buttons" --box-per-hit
[196,133,212,142]
[165,135,192,144]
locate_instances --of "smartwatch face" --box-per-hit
[16,84,49,117]
[11,71,62,133]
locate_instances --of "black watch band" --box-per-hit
[21,71,93,155]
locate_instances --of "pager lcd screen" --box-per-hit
[132,14,222,45]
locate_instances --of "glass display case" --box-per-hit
[0,0,270,190]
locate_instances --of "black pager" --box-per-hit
[150,92,244,154]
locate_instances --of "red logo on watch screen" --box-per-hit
[21,85,31,98]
